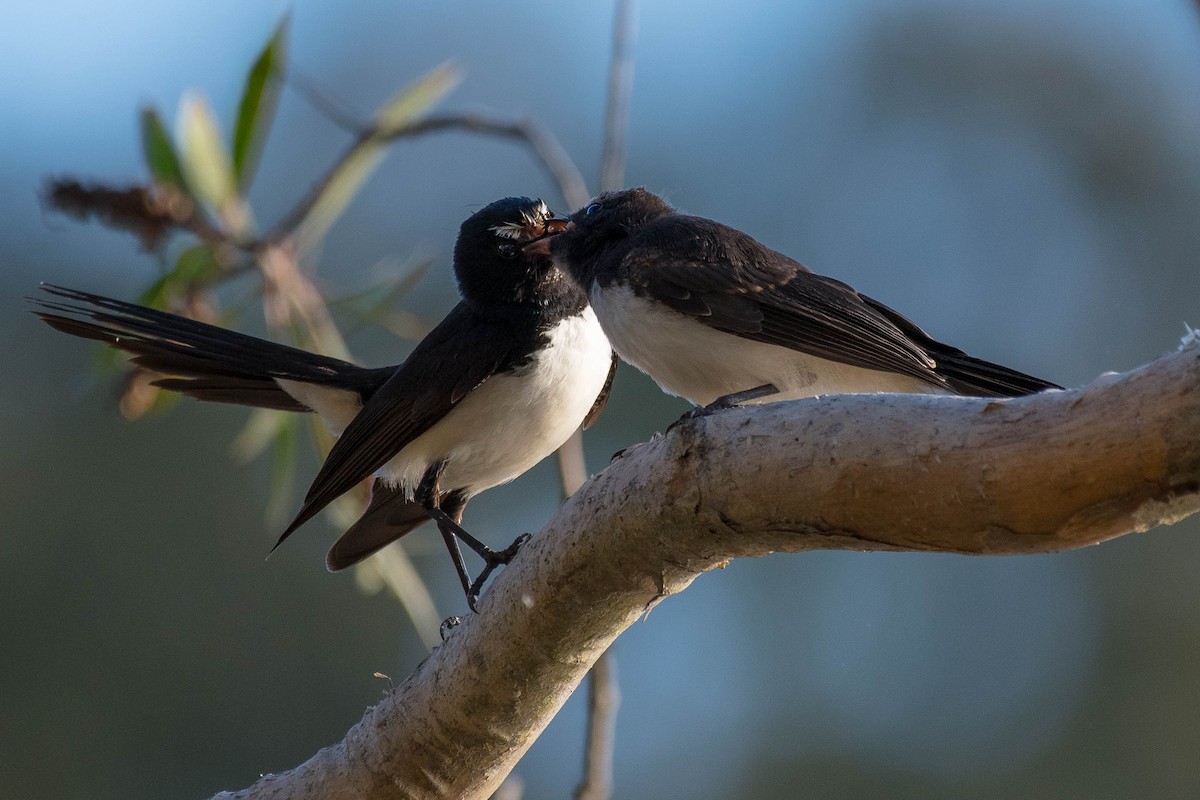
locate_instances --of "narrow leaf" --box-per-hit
[372,62,463,135]
[293,63,462,252]
[139,107,186,190]
[136,273,172,310]
[233,15,289,189]
[265,412,298,526]
[178,93,253,236]
[178,93,237,213]
[232,407,288,463]
[173,244,221,284]
[134,246,219,314]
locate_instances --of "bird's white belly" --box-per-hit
[590,284,937,406]
[375,309,612,496]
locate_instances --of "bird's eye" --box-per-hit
[585,203,602,216]
[498,242,519,259]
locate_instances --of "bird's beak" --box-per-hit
[523,219,573,257]
[523,236,554,258]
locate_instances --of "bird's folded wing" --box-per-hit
[583,350,619,430]
[627,216,947,387]
[278,303,517,542]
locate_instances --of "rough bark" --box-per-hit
[212,344,1200,800]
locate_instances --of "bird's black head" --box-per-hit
[546,187,676,288]
[453,197,577,307]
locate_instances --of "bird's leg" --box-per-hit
[415,465,473,601]
[702,382,781,411]
[674,383,780,426]
[425,503,520,611]
[416,461,529,612]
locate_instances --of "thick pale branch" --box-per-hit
[212,345,1200,800]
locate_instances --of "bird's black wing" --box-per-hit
[277,302,518,544]
[857,296,1061,396]
[583,350,618,429]
[624,216,948,388]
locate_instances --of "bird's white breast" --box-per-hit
[590,284,937,406]
[377,308,612,496]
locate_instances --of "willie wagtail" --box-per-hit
[531,188,1060,410]
[35,197,617,609]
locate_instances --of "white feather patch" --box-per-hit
[374,307,612,498]
[489,199,552,240]
[590,284,941,406]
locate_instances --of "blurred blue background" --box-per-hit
[5,1,1200,797]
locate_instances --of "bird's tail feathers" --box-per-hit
[859,294,1060,398]
[929,348,1062,398]
[324,481,432,571]
[32,284,387,411]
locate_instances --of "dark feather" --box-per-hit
[150,378,312,412]
[32,284,390,408]
[858,296,1061,396]
[583,351,619,430]
[324,481,465,571]
[628,217,947,388]
[562,190,1058,400]
[276,303,521,546]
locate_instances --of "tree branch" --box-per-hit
[211,344,1200,800]
[271,112,589,241]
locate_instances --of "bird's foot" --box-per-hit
[440,615,463,640]
[497,532,532,562]
[669,384,780,431]
[465,533,533,612]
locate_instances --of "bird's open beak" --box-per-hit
[523,219,573,257]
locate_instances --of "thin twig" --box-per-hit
[556,430,589,497]
[576,4,638,799]
[286,69,373,136]
[599,0,638,193]
[270,112,589,242]
[394,114,591,210]
[574,649,620,800]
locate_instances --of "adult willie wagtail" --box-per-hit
[35,197,617,609]
[534,188,1059,409]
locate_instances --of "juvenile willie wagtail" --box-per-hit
[533,188,1059,409]
[35,197,617,609]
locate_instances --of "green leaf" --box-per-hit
[136,273,172,310]
[178,93,253,236]
[178,93,237,213]
[139,107,186,190]
[173,244,221,284]
[135,246,220,312]
[233,15,289,190]
[372,62,462,135]
[266,412,298,526]
[231,408,298,526]
[294,63,462,252]
[232,407,287,463]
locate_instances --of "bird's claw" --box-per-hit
[668,384,780,432]
[498,532,532,563]
[440,615,463,640]
[465,533,532,612]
